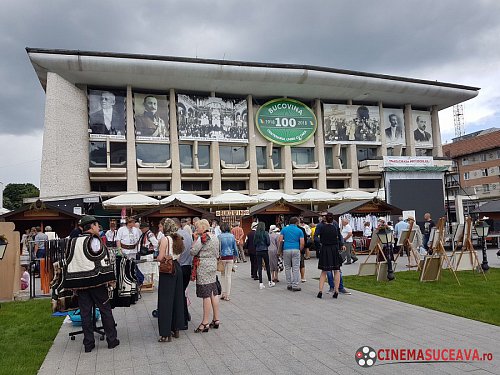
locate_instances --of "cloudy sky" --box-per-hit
[1,0,499,188]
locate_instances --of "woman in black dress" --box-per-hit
[316,213,345,299]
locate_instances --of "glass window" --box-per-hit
[482,169,488,177]
[109,142,127,167]
[198,145,210,169]
[340,147,348,168]
[293,180,314,189]
[136,143,170,164]
[291,147,314,165]
[138,181,169,192]
[256,147,266,169]
[89,141,107,167]
[222,180,246,190]
[356,147,377,162]
[90,181,127,192]
[272,147,282,169]
[415,149,432,156]
[258,181,280,190]
[181,181,210,191]
[464,172,469,180]
[387,148,394,156]
[220,146,247,164]
[325,148,333,168]
[179,144,193,168]
[327,180,345,189]
[359,180,376,189]
[482,184,490,192]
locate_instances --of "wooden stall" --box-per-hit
[0,222,20,301]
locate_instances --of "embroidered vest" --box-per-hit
[63,234,115,290]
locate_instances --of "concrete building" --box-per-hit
[27,48,478,201]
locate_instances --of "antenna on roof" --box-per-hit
[453,104,465,137]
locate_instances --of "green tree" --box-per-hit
[3,183,40,211]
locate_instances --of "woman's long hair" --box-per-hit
[161,218,177,236]
[254,222,267,245]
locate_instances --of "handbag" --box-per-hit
[217,259,225,273]
[215,275,222,295]
[191,256,200,281]
[277,256,284,273]
[159,236,175,275]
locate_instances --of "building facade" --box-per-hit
[27,49,478,200]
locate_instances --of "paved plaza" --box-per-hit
[38,251,500,375]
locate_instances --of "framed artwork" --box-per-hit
[357,263,378,276]
[88,89,126,139]
[420,256,442,282]
[397,229,416,246]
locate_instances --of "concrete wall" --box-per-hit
[40,73,90,197]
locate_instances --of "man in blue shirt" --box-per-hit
[278,217,304,291]
[393,217,409,256]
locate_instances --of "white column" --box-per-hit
[404,104,415,156]
[378,101,387,157]
[170,89,181,193]
[314,99,327,191]
[431,105,443,157]
[247,95,258,194]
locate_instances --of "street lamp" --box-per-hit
[474,219,490,271]
[0,235,8,260]
[376,226,395,280]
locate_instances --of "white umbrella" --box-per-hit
[160,190,209,205]
[255,189,300,203]
[335,188,374,200]
[210,189,258,206]
[102,191,160,208]
[297,188,341,203]
[0,208,10,215]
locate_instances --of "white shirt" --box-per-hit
[103,107,113,130]
[105,229,117,242]
[116,226,141,257]
[341,224,353,243]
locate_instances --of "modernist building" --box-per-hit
[27,49,478,205]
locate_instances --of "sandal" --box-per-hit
[172,330,179,338]
[158,336,172,342]
[194,323,209,333]
[209,319,220,329]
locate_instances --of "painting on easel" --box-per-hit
[397,229,416,246]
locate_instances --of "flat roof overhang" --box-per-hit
[27,48,479,111]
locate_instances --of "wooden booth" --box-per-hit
[0,200,81,238]
[135,198,215,229]
[242,198,319,235]
[0,222,21,301]
[327,198,403,253]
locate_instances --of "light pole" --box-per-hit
[474,219,490,271]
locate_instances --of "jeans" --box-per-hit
[344,242,358,263]
[327,271,344,290]
[256,251,272,283]
[283,249,300,288]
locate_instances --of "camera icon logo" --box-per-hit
[355,346,377,367]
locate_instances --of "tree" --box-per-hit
[3,183,40,211]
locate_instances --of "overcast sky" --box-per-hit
[1,0,499,188]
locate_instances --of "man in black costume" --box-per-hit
[64,215,119,353]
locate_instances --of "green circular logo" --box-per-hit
[255,98,317,145]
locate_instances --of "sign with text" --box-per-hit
[383,156,434,167]
[255,98,317,145]
[216,210,250,217]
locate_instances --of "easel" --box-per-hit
[69,304,106,341]
[451,217,487,280]
[394,221,421,271]
[420,217,461,284]
[357,236,394,281]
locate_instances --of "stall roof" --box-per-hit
[247,199,319,218]
[472,199,500,214]
[327,198,402,216]
[0,200,82,221]
[135,198,215,219]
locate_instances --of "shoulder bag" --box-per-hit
[159,236,175,275]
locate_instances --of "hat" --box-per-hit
[79,215,97,227]
[45,226,52,231]
[140,222,150,229]
[406,215,415,221]
[269,225,279,233]
[251,222,258,230]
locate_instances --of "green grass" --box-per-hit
[343,268,500,326]
[0,298,64,375]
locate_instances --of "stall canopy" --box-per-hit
[0,200,81,237]
[296,188,340,203]
[371,188,386,201]
[210,189,259,206]
[247,198,319,218]
[334,188,375,200]
[102,191,160,208]
[254,189,300,203]
[135,198,215,221]
[160,190,209,206]
[327,198,402,217]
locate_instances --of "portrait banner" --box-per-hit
[134,93,169,140]
[383,108,406,146]
[412,110,433,148]
[324,104,380,144]
[177,94,248,143]
[88,89,126,139]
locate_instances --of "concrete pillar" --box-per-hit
[170,89,181,193]
[378,101,387,157]
[284,146,293,193]
[404,104,415,156]
[247,95,258,194]
[211,142,222,195]
[348,144,359,188]
[431,105,443,157]
[314,99,327,190]
[126,85,138,192]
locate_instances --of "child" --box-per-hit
[21,265,30,290]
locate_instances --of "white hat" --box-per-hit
[269,225,279,233]
[251,222,258,230]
